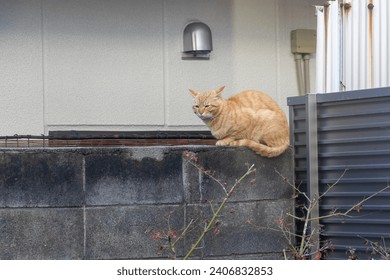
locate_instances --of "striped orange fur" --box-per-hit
[189,86,289,158]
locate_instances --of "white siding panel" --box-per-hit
[0,0,44,135]
[317,0,390,93]
[373,0,390,88]
[43,0,165,126]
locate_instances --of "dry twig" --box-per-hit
[257,169,390,259]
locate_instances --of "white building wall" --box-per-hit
[43,0,165,128]
[0,0,316,135]
[0,0,44,135]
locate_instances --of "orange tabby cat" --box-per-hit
[189,86,289,157]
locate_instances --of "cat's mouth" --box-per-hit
[197,113,213,120]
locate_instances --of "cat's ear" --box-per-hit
[214,86,225,96]
[189,89,199,97]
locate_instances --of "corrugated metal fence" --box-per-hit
[288,87,390,259]
[316,0,390,93]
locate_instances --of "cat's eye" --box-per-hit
[194,105,199,108]
[205,105,210,108]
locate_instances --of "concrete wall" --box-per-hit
[0,0,316,135]
[0,146,293,259]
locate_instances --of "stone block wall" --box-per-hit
[0,146,293,259]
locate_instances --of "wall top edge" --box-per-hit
[287,87,390,106]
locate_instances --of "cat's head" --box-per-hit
[188,86,225,121]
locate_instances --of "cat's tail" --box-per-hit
[228,139,290,158]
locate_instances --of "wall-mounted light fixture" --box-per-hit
[182,21,213,60]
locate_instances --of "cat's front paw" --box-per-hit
[216,139,231,146]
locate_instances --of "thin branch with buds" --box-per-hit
[254,168,390,259]
[183,163,256,260]
[358,236,390,260]
[146,150,256,260]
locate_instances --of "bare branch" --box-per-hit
[274,168,310,201]
[185,158,229,195]
[269,169,390,259]
[344,184,390,216]
[183,164,256,260]
[319,169,349,199]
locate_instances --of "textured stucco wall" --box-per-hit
[0,0,316,135]
[0,0,44,135]
[0,146,293,259]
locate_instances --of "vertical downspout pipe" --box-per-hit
[295,54,305,96]
[303,54,311,94]
[316,6,325,93]
[368,1,374,88]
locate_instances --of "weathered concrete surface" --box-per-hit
[85,205,184,259]
[85,150,184,205]
[0,208,83,259]
[0,152,84,207]
[0,146,293,259]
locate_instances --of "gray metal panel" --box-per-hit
[306,94,320,252]
[288,87,390,259]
